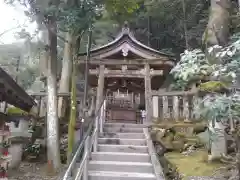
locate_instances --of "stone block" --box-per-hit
[7,120,31,138]
[208,121,227,160]
[8,144,23,169]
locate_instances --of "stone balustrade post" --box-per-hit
[152,96,159,119]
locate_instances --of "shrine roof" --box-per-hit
[79,22,175,62]
[0,67,36,112]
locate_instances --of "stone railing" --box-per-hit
[151,90,199,121]
[62,98,106,180]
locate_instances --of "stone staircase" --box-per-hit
[88,123,164,180]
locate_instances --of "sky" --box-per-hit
[0,1,35,44]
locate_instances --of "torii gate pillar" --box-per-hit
[95,65,105,114]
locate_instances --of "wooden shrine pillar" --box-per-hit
[144,63,152,123]
[88,95,96,117]
[95,65,105,114]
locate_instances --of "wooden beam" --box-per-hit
[78,58,175,66]
[103,74,145,78]
[89,69,163,77]
[29,92,94,97]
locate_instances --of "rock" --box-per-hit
[163,141,174,150]
[155,142,166,156]
[151,124,207,152]
[182,145,196,156]
[157,155,181,180]
[193,124,208,134]
[173,126,193,136]
[208,154,221,162]
[197,130,210,149]
[172,140,185,152]
[155,129,166,142]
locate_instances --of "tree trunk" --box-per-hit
[203,0,231,47]
[67,34,81,163]
[45,4,61,171]
[39,29,49,78]
[58,32,74,118]
[67,58,77,163]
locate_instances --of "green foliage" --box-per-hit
[106,0,140,13]
[171,33,240,129]
[7,107,28,115]
[104,0,141,21]
[170,49,212,89]
[171,34,240,90]
[1,141,10,148]
[24,143,41,156]
[194,94,240,126]
[58,0,102,33]
[144,0,209,52]
[0,41,41,90]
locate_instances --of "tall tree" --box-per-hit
[5,0,62,171]
[203,0,231,47]
[57,0,98,117]
[45,0,61,170]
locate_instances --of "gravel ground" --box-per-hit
[8,162,67,180]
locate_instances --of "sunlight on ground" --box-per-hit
[165,150,222,179]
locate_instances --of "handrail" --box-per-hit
[62,96,106,180]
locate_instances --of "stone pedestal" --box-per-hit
[8,143,23,169]
[208,121,227,160]
[7,118,31,169]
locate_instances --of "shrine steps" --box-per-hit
[91,152,150,162]
[98,137,146,146]
[88,123,163,180]
[88,171,156,180]
[99,132,145,139]
[89,161,153,173]
[104,122,148,128]
[98,144,148,153]
[103,126,143,133]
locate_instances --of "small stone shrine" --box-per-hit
[0,67,35,179]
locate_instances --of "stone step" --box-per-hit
[103,126,143,133]
[90,152,150,162]
[99,132,145,139]
[104,123,148,128]
[89,161,153,173]
[88,171,156,180]
[98,144,148,153]
[98,138,146,146]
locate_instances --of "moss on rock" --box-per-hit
[151,122,206,152]
[7,107,28,115]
